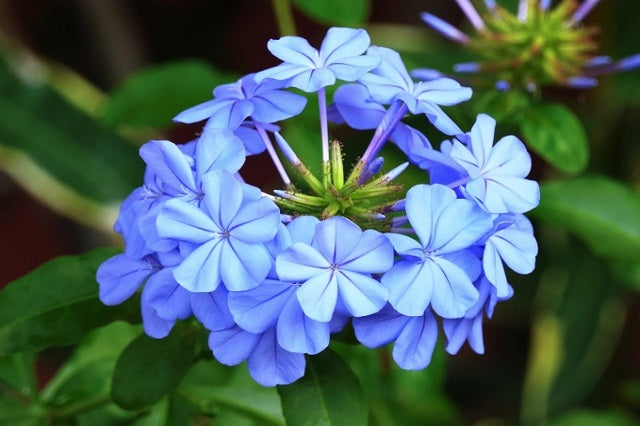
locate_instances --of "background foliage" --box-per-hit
[0,0,638,425]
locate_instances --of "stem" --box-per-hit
[254,122,292,186]
[271,0,296,36]
[51,394,111,419]
[318,88,330,187]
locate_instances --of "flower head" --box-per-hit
[421,0,640,92]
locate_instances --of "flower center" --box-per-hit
[273,140,405,231]
[470,1,597,89]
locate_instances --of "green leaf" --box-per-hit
[520,103,589,174]
[534,175,640,260]
[179,362,284,425]
[0,249,140,355]
[277,349,368,426]
[0,56,143,204]
[102,60,233,128]
[131,395,199,426]
[292,0,369,26]
[111,324,199,410]
[41,322,140,408]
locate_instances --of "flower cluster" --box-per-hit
[419,0,640,92]
[97,27,539,386]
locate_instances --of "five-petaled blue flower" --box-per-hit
[255,27,380,92]
[276,216,393,322]
[157,169,280,292]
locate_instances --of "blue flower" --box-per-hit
[174,73,307,130]
[359,46,472,135]
[382,184,492,318]
[449,114,540,213]
[482,213,537,297]
[276,216,393,322]
[353,304,439,370]
[157,170,280,292]
[255,27,380,92]
[209,325,306,387]
[442,276,512,355]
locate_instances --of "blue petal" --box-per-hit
[141,287,175,339]
[290,67,336,92]
[429,200,492,253]
[276,243,330,282]
[144,268,192,320]
[137,200,177,253]
[97,254,155,305]
[265,36,318,68]
[173,99,219,123]
[201,170,243,228]
[337,270,388,317]
[405,184,456,248]
[419,103,464,135]
[390,122,432,157]
[139,140,196,193]
[468,113,495,166]
[251,88,307,123]
[382,259,432,316]
[429,257,479,318]
[319,27,370,63]
[196,129,246,178]
[484,135,531,177]
[328,55,381,82]
[443,314,485,355]
[255,63,311,84]
[482,240,510,297]
[220,238,272,291]
[463,176,540,214]
[203,99,254,130]
[191,288,235,331]
[228,279,294,333]
[156,198,220,243]
[352,304,410,348]
[277,294,330,354]
[361,46,413,99]
[296,270,338,322]
[209,326,260,366]
[286,215,319,245]
[392,311,438,370]
[247,328,306,387]
[312,216,361,264]
[340,229,394,273]
[173,239,224,292]
[333,84,386,130]
[385,233,423,258]
[229,197,280,243]
[233,125,266,155]
[414,78,472,106]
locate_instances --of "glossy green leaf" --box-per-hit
[179,363,284,425]
[102,60,233,128]
[277,349,367,426]
[131,395,199,426]
[0,56,143,204]
[0,249,140,355]
[292,0,369,26]
[534,175,640,260]
[520,103,589,174]
[41,322,140,409]
[111,324,199,410]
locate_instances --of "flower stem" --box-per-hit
[254,122,292,186]
[271,0,296,36]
